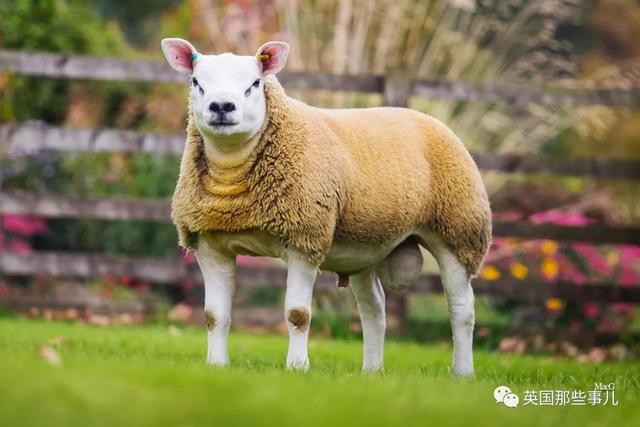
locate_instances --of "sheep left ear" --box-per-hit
[256,41,289,76]
[161,38,199,75]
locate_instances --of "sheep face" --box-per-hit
[161,38,289,152]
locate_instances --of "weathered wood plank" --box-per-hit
[3,123,640,179]
[0,50,383,92]
[0,50,186,83]
[2,191,639,245]
[0,252,338,290]
[2,252,638,303]
[0,122,185,155]
[413,275,640,303]
[492,221,640,246]
[413,79,640,108]
[2,50,639,106]
[473,153,640,180]
[0,191,171,221]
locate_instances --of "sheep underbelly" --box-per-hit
[205,230,412,274]
[321,234,412,274]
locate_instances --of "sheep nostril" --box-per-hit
[209,102,221,113]
[222,102,236,113]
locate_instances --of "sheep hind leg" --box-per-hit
[417,231,475,377]
[350,270,386,372]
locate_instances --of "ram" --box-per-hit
[161,38,491,376]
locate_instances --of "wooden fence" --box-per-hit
[1,50,640,307]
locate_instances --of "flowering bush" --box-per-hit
[480,210,640,337]
[0,214,48,254]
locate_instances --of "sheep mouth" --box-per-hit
[207,120,239,127]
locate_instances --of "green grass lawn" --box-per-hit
[0,318,638,427]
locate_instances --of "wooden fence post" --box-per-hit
[383,71,412,108]
[382,72,412,332]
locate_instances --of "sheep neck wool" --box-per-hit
[172,76,337,264]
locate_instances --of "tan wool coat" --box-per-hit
[172,76,491,275]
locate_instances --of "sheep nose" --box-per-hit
[209,102,236,113]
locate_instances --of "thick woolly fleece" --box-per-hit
[171,76,491,275]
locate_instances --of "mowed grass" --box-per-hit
[0,318,638,427]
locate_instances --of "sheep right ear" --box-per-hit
[161,38,199,75]
[256,41,289,76]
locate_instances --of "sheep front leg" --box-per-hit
[284,250,318,371]
[196,239,236,366]
[350,270,386,372]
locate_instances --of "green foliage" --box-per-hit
[89,0,181,47]
[0,319,639,427]
[0,0,128,123]
[245,287,282,307]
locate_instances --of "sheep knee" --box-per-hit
[286,307,310,332]
[204,307,231,332]
[204,309,216,331]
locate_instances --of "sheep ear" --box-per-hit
[256,41,289,76]
[161,38,199,75]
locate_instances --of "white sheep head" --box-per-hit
[161,38,289,151]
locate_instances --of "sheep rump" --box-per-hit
[172,76,491,275]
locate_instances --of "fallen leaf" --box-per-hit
[38,345,61,366]
[168,325,182,336]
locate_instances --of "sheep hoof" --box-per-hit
[286,358,310,372]
[451,366,474,377]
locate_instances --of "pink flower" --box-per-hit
[237,255,274,266]
[10,239,32,254]
[2,215,48,235]
[571,243,611,277]
[583,302,600,319]
[179,250,196,263]
[611,303,634,315]
[569,320,582,334]
[529,211,595,226]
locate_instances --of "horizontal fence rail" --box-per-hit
[2,251,638,303]
[3,123,640,179]
[2,50,639,107]
[1,191,639,246]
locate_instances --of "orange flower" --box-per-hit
[545,298,565,311]
[509,262,529,280]
[540,257,559,279]
[540,240,558,256]
[480,265,501,281]
[606,251,619,266]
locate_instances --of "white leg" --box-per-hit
[284,250,318,371]
[196,238,236,366]
[350,270,386,372]
[419,232,475,376]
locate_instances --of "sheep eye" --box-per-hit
[192,77,204,94]
[244,79,260,98]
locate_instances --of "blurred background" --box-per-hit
[1,0,639,362]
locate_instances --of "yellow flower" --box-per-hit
[606,251,619,266]
[541,258,559,279]
[480,265,501,281]
[545,298,565,311]
[509,262,529,280]
[540,240,558,256]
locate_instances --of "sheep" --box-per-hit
[161,38,492,376]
